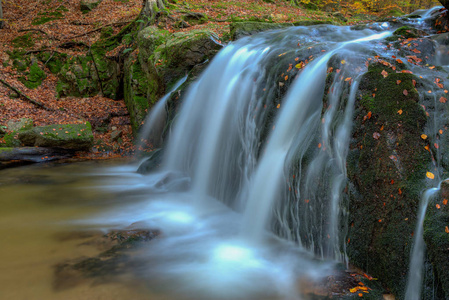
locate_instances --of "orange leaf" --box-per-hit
[396,58,403,64]
[440,97,447,103]
[285,75,289,81]
[446,226,449,233]
[412,80,416,87]
[398,109,403,115]
[443,199,448,205]
[440,129,444,134]
[434,143,439,149]
[345,77,352,82]
[436,204,441,209]
[276,104,281,108]
[396,80,402,85]
[421,134,428,140]
[426,172,435,179]
[381,70,388,78]
[403,89,408,96]
[367,111,372,119]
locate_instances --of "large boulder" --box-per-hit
[124,27,221,134]
[229,21,292,40]
[18,123,94,150]
[346,62,430,297]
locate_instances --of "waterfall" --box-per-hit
[158,29,391,254]
[405,188,439,300]
[136,75,187,152]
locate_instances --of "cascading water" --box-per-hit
[78,7,449,299]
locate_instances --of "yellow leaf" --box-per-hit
[426,172,435,179]
[276,104,281,109]
[341,60,346,64]
[345,77,352,81]
[421,134,428,140]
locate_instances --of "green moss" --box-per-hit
[19,62,46,89]
[346,62,431,297]
[12,33,35,48]
[32,11,64,25]
[424,194,449,297]
[37,51,68,74]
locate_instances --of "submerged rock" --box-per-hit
[54,228,159,290]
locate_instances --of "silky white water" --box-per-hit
[77,27,394,299]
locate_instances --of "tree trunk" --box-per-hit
[140,0,167,28]
[0,0,4,29]
[440,0,449,10]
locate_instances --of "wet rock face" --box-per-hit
[346,61,430,297]
[424,182,449,297]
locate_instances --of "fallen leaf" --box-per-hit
[381,70,388,78]
[403,89,408,96]
[426,172,435,179]
[373,132,381,139]
[421,134,428,140]
[398,109,403,114]
[446,226,449,233]
[443,199,448,205]
[276,104,281,108]
[345,77,352,81]
[396,80,402,85]
[440,97,447,103]
[436,204,441,209]
[341,59,346,64]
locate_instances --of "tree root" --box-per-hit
[0,78,54,111]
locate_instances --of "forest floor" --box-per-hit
[0,0,386,159]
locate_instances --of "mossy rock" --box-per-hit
[18,62,46,89]
[18,123,94,150]
[2,118,34,147]
[37,51,68,74]
[293,20,334,26]
[124,49,163,133]
[80,0,103,14]
[153,29,222,87]
[424,182,449,298]
[346,62,431,297]
[229,21,292,40]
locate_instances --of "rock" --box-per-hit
[0,147,74,162]
[80,0,103,14]
[2,118,34,147]
[18,123,94,150]
[124,27,221,134]
[110,130,122,142]
[137,149,163,174]
[182,12,208,25]
[7,118,33,132]
[229,21,292,40]
[331,12,347,23]
[346,61,429,297]
[423,191,449,298]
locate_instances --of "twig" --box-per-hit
[0,78,54,111]
[66,21,132,40]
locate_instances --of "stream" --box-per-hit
[2,6,449,300]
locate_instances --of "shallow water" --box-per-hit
[0,160,333,300]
